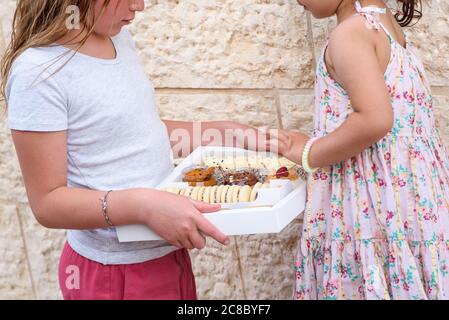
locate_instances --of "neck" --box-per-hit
[336,1,356,24]
[57,25,108,48]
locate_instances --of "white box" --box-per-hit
[116,147,307,242]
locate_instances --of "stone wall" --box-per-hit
[0,0,448,299]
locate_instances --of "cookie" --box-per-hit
[239,185,252,202]
[279,157,297,168]
[220,185,230,203]
[190,186,201,201]
[197,186,206,201]
[220,170,259,186]
[203,178,217,186]
[203,186,211,203]
[222,157,235,170]
[250,182,263,202]
[215,185,224,203]
[183,187,193,197]
[209,186,218,204]
[203,156,222,167]
[225,185,235,203]
[248,155,263,169]
[183,167,215,183]
[261,156,280,170]
[266,166,300,181]
[232,186,241,203]
[234,156,248,169]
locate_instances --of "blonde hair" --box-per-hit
[0,0,112,111]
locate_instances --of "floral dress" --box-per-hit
[294,1,449,300]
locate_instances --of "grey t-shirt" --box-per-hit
[6,28,177,265]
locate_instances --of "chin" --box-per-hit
[109,26,123,37]
[311,12,331,19]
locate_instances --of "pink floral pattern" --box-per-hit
[294,5,449,300]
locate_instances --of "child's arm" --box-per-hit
[11,130,229,249]
[267,18,394,167]
[163,120,264,157]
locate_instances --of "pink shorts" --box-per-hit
[58,242,197,300]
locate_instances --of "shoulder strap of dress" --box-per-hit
[354,1,396,44]
[354,1,387,31]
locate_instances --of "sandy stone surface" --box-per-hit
[0,0,447,299]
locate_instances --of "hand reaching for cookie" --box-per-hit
[265,129,311,165]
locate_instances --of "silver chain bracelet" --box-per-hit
[99,190,114,227]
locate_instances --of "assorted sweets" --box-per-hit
[163,182,267,204]
[182,167,217,186]
[162,154,306,204]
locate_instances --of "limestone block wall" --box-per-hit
[0,0,448,299]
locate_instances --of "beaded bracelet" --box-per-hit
[301,137,319,174]
[99,190,114,227]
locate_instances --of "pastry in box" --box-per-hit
[116,147,308,242]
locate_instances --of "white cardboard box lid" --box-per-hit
[116,147,307,242]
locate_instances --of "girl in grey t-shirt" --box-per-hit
[2,0,256,300]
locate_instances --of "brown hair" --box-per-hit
[395,0,423,27]
[0,0,112,110]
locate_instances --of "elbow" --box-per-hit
[376,121,393,140]
[29,188,66,229]
[32,205,57,229]
[33,211,52,229]
[369,111,394,142]
[379,112,394,137]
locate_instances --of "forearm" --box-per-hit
[308,112,391,168]
[163,120,255,155]
[35,187,155,230]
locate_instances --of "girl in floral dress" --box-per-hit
[267,0,449,299]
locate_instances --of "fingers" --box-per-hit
[252,127,291,153]
[174,225,208,250]
[167,200,227,250]
[195,215,230,246]
[181,238,195,250]
[263,129,293,154]
[188,230,207,250]
[174,241,184,249]
[167,239,184,250]
[174,230,195,250]
[266,134,289,154]
[266,138,280,153]
[166,220,198,250]
[255,127,270,151]
[246,127,267,152]
[190,199,221,213]
[267,128,290,142]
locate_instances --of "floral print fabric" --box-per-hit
[294,2,449,300]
